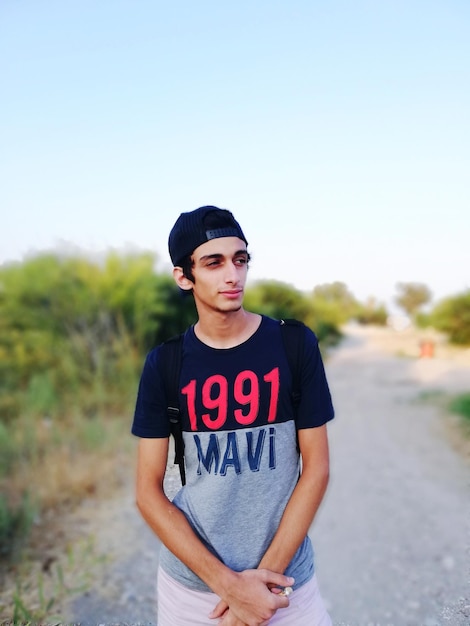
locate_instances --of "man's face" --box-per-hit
[188,236,249,314]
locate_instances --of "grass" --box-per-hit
[1,411,131,513]
[0,399,135,622]
[413,389,470,463]
[1,536,107,623]
[450,392,470,431]
[416,389,447,402]
[0,493,36,563]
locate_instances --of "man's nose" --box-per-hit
[224,263,239,283]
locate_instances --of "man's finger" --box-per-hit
[209,599,228,618]
[259,569,295,589]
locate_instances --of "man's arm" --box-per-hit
[135,437,293,624]
[257,424,330,574]
[210,424,329,623]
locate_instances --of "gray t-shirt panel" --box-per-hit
[159,421,314,591]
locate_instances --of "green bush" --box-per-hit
[244,280,311,323]
[314,321,343,346]
[0,493,36,562]
[0,421,16,476]
[310,282,359,326]
[0,252,352,567]
[244,280,346,343]
[431,291,470,345]
[355,300,388,326]
[450,392,470,426]
[24,372,59,416]
[415,311,432,328]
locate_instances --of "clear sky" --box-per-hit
[1,0,469,310]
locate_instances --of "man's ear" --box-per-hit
[173,266,193,291]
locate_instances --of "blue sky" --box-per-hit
[1,0,469,310]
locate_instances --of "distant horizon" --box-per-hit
[2,237,467,315]
[2,1,468,313]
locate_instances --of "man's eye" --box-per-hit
[235,257,247,265]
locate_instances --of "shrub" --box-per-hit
[450,393,470,426]
[431,291,470,345]
[0,493,36,562]
[355,299,388,326]
[0,421,16,477]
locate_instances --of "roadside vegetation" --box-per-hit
[0,252,469,621]
[450,392,470,432]
[0,255,366,571]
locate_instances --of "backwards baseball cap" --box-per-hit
[168,205,248,266]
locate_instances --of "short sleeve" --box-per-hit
[131,347,170,438]
[295,327,335,429]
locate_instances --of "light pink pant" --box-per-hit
[157,566,332,626]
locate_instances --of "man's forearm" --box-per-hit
[136,438,293,623]
[138,487,294,624]
[137,486,237,596]
[258,426,330,575]
[258,466,328,574]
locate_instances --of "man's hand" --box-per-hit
[209,569,294,626]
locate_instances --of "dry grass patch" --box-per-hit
[0,410,136,621]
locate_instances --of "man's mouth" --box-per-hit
[221,289,243,297]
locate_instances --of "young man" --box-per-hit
[132,206,334,626]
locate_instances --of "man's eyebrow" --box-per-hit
[198,253,223,262]
[198,249,248,262]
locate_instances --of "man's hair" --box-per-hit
[180,253,196,283]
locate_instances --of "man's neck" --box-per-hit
[194,309,261,349]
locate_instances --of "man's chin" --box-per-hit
[215,304,243,314]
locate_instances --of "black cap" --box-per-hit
[168,205,248,266]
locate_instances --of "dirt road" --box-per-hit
[68,325,470,626]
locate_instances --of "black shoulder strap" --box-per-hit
[280,318,305,414]
[160,333,186,485]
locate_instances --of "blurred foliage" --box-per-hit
[450,392,470,424]
[430,290,470,345]
[244,279,354,344]
[0,492,35,563]
[0,252,357,563]
[0,256,392,430]
[308,282,359,335]
[395,281,432,318]
[3,250,469,603]
[0,253,196,422]
[414,311,432,329]
[244,280,311,323]
[355,297,388,326]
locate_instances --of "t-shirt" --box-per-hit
[132,315,334,592]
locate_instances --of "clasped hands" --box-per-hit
[209,568,294,626]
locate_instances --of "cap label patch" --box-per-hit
[205,227,243,240]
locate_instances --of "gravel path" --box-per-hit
[67,325,470,626]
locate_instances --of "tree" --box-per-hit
[395,282,432,317]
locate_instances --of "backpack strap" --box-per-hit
[159,333,186,485]
[279,319,305,417]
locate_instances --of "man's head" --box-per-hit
[168,205,248,269]
[169,206,249,313]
